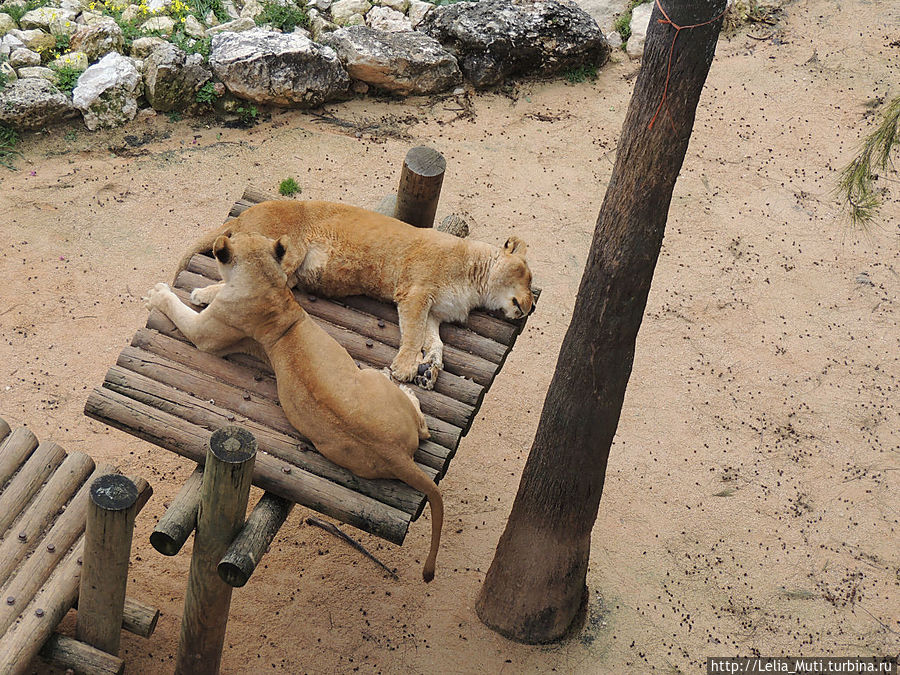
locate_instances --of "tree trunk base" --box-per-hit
[475,523,590,644]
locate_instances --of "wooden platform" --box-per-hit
[85,192,538,546]
[0,416,156,675]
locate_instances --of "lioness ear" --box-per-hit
[504,236,527,257]
[274,236,288,263]
[213,235,233,265]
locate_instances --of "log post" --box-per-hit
[40,633,125,675]
[218,492,293,587]
[175,427,257,675]
[76,474,140,656]
[393,146,446,228]
[150,465,203,556]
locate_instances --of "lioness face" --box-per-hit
[492,236,533,320]
[213,231,291,287]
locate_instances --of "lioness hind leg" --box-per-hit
[414,314,443,390]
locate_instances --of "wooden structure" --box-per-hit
[0,416,158,675]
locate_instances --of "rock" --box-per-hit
[239,0,263,19]
[130,35,168,57]
[19,7,76,31]
[0,60,17,82]
[204,10,220,25]
[0,12,17,37]
[330,0,371,25]
[374,0,407,11]
[308,8,337,41]
[72,51,143,130]
[60,0,92,11]
[222,0,240,19]
[437,213,469,238]
[210,27,350,106]
[50,50,89,70]
[120,4,143,22]
[307,0,331,11]
[49,15,80,37]
[144,42,211,111]
[9,28,57,54]
[9,47,41,68]
[1,34,26,57]
[419,0,610,88]
[406,0,432,27]
[605,29,621,49]
[78,11,109,25]
[183,13,206,37]
[16,65,56,81]
[350,78,367,93]
[322,26,459,95]
[575,0,628,34]
[625,1,652,58]
[365,6,410,31]
[69,19,124,60]
[140,15,176,35]
[205,17,256,34]
[0,77,76,130]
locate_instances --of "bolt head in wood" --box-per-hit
[377,319,385,328]
[308,295,317,302]
[46,543,55,552]
[90,473,139,511]
[17,532,26,541]
[282,466,291,474]
[5,597,13,605]
[243,392,251,400]
[365,339,373,348]
[35,608,44,618]
[227,414,235,421]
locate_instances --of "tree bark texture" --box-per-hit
[476,0,726,644]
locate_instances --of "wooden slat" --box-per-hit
[0,441,67,535]
[85,387,412,544]
[0,428,39,491]
[0,417,9,445]
[102,364,431,515]
[137,321,463,451]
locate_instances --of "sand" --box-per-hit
[1,0,898,671]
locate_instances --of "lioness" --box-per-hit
[146,232,444,582]
[174,200,534,390]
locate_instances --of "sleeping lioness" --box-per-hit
[174,200,534,390]
[146,232,444,582]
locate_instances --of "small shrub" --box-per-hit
[53,65,85,94]
[564,65,598,84]
[235,104,258,126]
[190,0,228,22]
[0,0,40,24]
[54,33,71,56]
[167,110,183,122]
[255,0,308,32]
[195,81,219,106]
[0,125,22,170]
[613,0,645,46]
[171,30,211,58]
[0,57,8,92]
[279,177,300,197]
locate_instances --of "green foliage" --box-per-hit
[189,0,228,22]
[235,104,258,126]
[53,64,85,94]
[255,0,308,31]
[279,177,300,197]
[0,124,22,170]
[195,81,219,105]
[54,33,71,55]
[564,65,598,84]
[0,57,8,92]
[838,96,900,229]
[613,0,644,46]
[170,30,211,58]
[167,110,183,122]
[0,0,41,24]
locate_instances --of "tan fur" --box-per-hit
[174,200,534,389]
[147,232,443,582]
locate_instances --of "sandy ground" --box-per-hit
[1,0,898,671]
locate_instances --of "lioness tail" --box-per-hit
[394,462,443,583]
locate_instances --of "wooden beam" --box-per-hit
[0,441,67,535]
[150,465,203,556]
[0,427,39,490]
[218,492,293,588]
[40,633,125,675]
[394,146,446,228]
[77,474,140,655]
[176,427,257,675]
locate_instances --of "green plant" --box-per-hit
[54,33,71,55]
[255,0,308,32]
[0,0,41,24]
[64,130,78,142]
[189,0,228,22]
[837,96,900,229]
[613,0,644,46]
[235,104,258,126]
[279,177,300,197]
[0,124,22,170]
[167,110,183,122]
[564,65,598,84]
[53,65,84,94]
[170,30,211,58]
[0,57,8,92]
[195,80,219,106]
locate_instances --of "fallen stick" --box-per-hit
[305,517,399,581]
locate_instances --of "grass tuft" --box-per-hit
[279,177,300,197]
[0,125,23,170]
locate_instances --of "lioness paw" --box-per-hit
[413,362,439,391]
[144,282,172,311]
[390,353,419,383]
[190,286,213,306]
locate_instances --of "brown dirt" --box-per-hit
[1,0,898,671]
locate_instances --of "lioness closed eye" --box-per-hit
[174,200,534,390]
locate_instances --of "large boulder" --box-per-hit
[143,42,212,111]
[209,28,350,106]
[365,5,411,31]
[323,27,459,95]
[19,7,77,31]
[72,52,143,130]
[0,13,17,37]
[69,18,124,60]
[625,1,653,58]
[418,0,610,88]
[0,77,76,130]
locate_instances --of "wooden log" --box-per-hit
[0,417,9,445]
[40,633,125,675]
[76,474,140,655]
[0,452,95,587]
[185,253,509,367]
[0,441,67,535]
[218,492,293,588]
[175,427,257,675]
[394,146,446,228]
[0,427,39,493]
[85,388,412,544]
[103,363,437,514]
[127,325,463,452]
[0,463,116,638]
[150,465,203,556]
[0,479,150,675]
[122,596,160,639]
